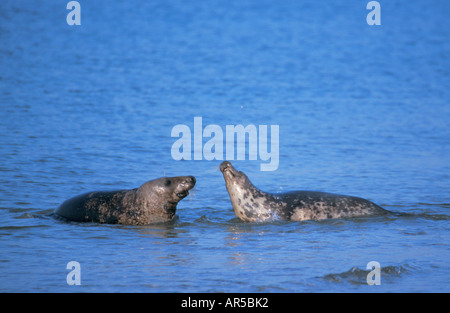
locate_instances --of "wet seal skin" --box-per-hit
[55,176,196,225]
[220,161,389,222]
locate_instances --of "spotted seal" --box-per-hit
[55,176,196,225]
[220,161,389,222]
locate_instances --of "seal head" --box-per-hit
[135,176,196,223]
[220,161,279,222]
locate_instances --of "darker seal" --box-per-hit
[220,161,389,222]
[55,176,196,225]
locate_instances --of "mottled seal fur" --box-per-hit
[220,161,389,222]
[55,176,196,225]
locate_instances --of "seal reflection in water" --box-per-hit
[220,161,389,222]
[55,176,196,225]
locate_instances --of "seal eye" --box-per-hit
[165,179,171,187]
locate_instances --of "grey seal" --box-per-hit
[220,161,389,222]
[55,176,196,225]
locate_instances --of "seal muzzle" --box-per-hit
[176,176,196,199]
[220,161,232,173]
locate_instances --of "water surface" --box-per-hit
[0,0,449,292]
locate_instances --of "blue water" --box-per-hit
[1,0,449,292]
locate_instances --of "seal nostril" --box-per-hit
[190,176,196,185]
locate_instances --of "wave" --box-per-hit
[321,264,415,285]
[391,211,450,221]
[0,225,49,231]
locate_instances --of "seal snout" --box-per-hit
[220,161,233,173]
[176,176,196,199]
[184,176,196,186]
